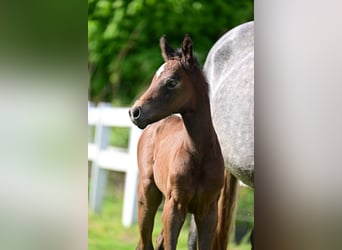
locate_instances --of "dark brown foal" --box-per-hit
[129,35,224,250]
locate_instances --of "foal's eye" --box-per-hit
[166,79,178,89]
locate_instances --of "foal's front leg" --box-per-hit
[161,192,189,250]
[137,178,162,250]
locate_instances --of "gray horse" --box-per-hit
[205,21,254,188]
[189,21,254,250]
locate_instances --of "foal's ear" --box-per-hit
[160,35,176,62]
[181,35,194,67]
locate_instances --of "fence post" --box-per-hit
[122,125,141,227]
[89,103,110,213]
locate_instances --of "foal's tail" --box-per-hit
[212,170,239,250]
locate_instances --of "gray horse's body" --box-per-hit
[204,21,254,187]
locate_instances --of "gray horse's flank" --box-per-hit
[205,21,254,188]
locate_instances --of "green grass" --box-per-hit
[88,172,253,250]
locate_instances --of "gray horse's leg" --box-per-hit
[188,215,197,250]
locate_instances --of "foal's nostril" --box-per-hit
[132,107,141,119]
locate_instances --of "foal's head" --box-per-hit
[129,35,208,129]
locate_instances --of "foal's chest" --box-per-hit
[153,146,223,201]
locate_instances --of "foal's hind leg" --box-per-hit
[155,228,164,250]
[137,177,162,250]
[194,202,219,250]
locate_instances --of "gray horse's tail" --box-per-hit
[212,170,239,250]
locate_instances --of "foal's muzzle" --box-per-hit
[129,106,147,129]
[129,106,141,120]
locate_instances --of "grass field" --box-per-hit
[88,172,253,250]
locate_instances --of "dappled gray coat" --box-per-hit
[204,21,254,187]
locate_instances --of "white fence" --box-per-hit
[88,102,141,227]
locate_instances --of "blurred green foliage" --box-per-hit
[88,0,254,105]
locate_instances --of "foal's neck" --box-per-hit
[181,91,217,157]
